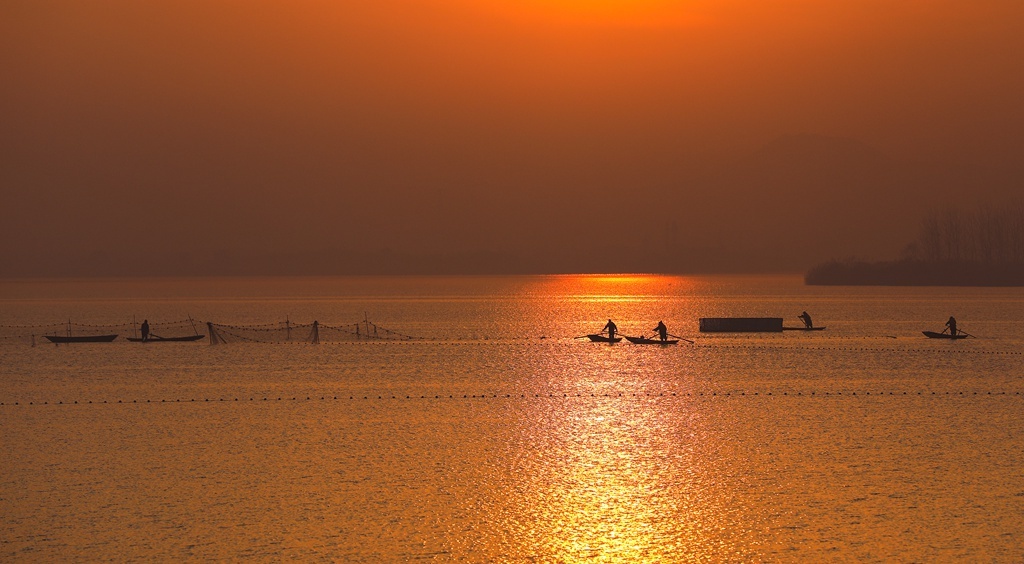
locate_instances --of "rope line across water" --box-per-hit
[3,390,1022,407]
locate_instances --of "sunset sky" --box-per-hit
[1,0,1021,276]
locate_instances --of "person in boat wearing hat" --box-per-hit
[798,311,813,329]
[652,321,668,342]
[602,319,618,340]
[945,316,958,337]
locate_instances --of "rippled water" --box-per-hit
[1,275,1022,561]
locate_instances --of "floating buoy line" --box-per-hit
[3,390,1021,407]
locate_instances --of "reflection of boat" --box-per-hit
[783,326,827,331]
[586,334,622,343]
[624,336,678,345]
[922,331,969,339]
[44,334,118,343]
[127,335,205,342]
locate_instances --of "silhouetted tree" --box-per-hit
[807,200,1024,286]
[914,201,1024,266]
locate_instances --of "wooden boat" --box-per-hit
[922,331,969,340]
[624,336,679,345]
[127,334,205,342]
[782,326,827,331]
[586,334,622,343]
[44,334,118,343]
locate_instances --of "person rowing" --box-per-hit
[945,316,958,337]
[798,311,813,329]
[602,319,618,340]
[652,320,668,342]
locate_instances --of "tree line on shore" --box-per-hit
[807,201,1024,286]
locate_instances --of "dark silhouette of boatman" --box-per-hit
[945,316,957,337]
[798,311,813,329]
[141,319,150,342]
[603,319,617,340]
[653,321,668,342]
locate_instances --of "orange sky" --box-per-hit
[1,0,1021,275]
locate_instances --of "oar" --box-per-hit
[960,330,977,338]
[667,333,695,344]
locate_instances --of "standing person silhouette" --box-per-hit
[141,319,150,342]
[945,316,957,337]
[798,311,813,329]
[653,321,668,342]
[602,319,618,340]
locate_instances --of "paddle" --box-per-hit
[667,333,695,344]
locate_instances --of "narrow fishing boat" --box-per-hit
[922,331,970,339]
[44,334,118,343]
[624,336,678,345]
[586,334,622,343]
[126,334,205,342]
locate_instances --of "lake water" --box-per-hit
[1,275,1022,561]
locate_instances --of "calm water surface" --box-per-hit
[1,275,1022,561]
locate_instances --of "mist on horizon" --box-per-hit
[2,0,1021,277]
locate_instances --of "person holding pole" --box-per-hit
[602,319,618,340]
[653,321,668,342]
[798,311,813,329]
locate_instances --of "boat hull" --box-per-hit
[44,334,118,343]
[922,331,969,339]
[782,326,827,331]
[586,334,622,343]
[700,317,784,332]
[127,335,205,342]
[624,336,678,345]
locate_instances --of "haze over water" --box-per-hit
[2,275,1022,560]
[3,1,1021,276]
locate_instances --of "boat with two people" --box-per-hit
[585,320,689,345]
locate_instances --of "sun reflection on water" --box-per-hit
[506,396,708,561]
